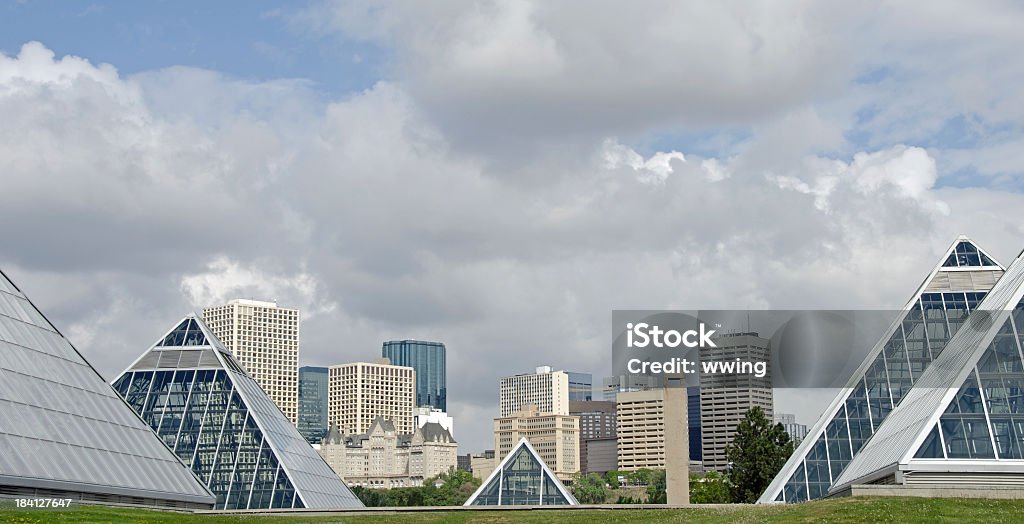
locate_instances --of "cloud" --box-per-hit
[5,31,1024,454]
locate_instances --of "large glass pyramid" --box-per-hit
[759,236,1005,503]
[111,314,363,510]
[830,249,1024,492]
[464,438,578,506]
[0,269,215,508]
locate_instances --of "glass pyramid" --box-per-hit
[760,236,1006,503]
[111,313,363,510]
[832,246,1024,493]
[464,438,578,506]
[0,269,215,508]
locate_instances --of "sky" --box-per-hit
[3,0,1024,453]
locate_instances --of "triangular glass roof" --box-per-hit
[157,318,208,347]
[0,269,215,508]
[761,236,1007,503]
[941,240,1000,268]
[112,314,363,510]
[465,438,578,506]
[831,248,1024,492]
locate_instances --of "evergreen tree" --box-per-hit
[725,406,794,503]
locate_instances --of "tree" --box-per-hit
[351,470,482,507]
[725,406,794,503]
[570,472,607,504]
[604,470,621,489]
[626,468,653,486]
[689,472,731,504]
[645,469,666,504]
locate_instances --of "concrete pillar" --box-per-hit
[664,375,689,504]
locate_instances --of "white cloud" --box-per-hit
[180,257,338,318]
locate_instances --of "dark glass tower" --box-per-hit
[298,366,329,444]
[382,340,446,411]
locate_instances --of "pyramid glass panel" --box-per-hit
[832,249,1024,493]
[465,438,578,506]
[0,269,215,509]
[112,314,362,510]
[761,237,1006,503]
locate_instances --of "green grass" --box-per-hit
[2,497,1024,524]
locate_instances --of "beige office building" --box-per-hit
[493,404,579,481]
[203,299,300,423]
[500,366,569,417]
[700,332,773,471]
[329,359,416,435]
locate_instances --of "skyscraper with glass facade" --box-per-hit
[760,237,1006,503]
[112,314,362,510]
[382,340,446,411]
[567,371,593,401]
[298,366,329,444]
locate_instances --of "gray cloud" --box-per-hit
[4,0,1024,452]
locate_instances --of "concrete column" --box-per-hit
[664,375,689,504]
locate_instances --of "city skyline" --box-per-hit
[6,1,1024,456]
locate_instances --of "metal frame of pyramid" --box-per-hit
[760,236,1006,503]
[111,313,363,510]
[0,269,216,509]
[464,438,579,506]
[831,246,1024,493]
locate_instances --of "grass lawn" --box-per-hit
[2,497,1024,524]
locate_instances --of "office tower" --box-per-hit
[500,366,569,417]
[567,371,593,401]
[774,413,809,444]
[688,386,703,462]
[203,299,299,424]
[382,340,446,411]
[298,366,329,443]
[318,419,457,488]
[601,374,661,401]
[468,450,497,480]
[616,388,689,472]
[414,406,454,435]
[328,359,415,435]
[700,332,774,471]
[761,237,1005,503]
[112,314,362,510]
[465,438,579,506]
[493,404,580,481]
[0,269,215,509]
[831,245,1024,496]
[570,400,617,474]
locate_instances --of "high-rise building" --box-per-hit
[298,366,329,444]
[382,340,446,411]
[328,359,415,435]
[688,386,702,462]
[570,400,616,474]
[494,404,580,481]
[112,314,362,510]
[567,371,593,401]
[319,418,457,488]
[616,388,688,472]
[500,366,569,417]
[831,244,1024,497]
[0,269,216,509]
[760,237,1005,503]
[700,332,773,471]
[601,374,661,401]
[774,413,808,445]
[203,299,299,424]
